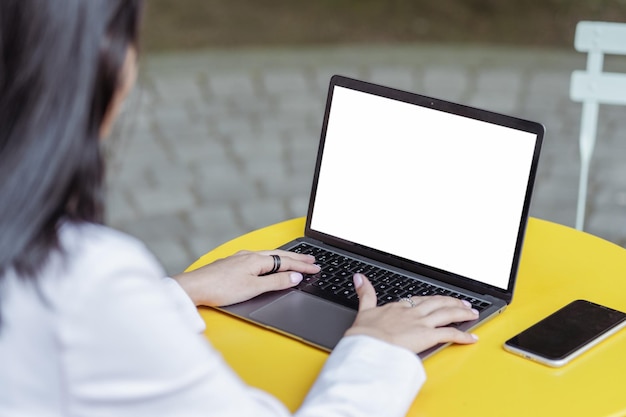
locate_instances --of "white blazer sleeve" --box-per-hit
[161,276,206,333]
[297,335,426,417]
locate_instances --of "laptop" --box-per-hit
[222,75,544,359]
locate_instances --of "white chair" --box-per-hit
[570,21,626,230]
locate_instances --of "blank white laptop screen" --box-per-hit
[310,86,538,290]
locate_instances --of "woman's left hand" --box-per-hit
[172,250,320,307]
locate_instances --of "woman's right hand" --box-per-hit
[345,274,479,354]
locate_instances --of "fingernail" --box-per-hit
[471,308,479,315]
[353,273,364,289]
[471,333,479,341]
[462,300,472,308]
[290,272,303,284]
[314,264,321,271]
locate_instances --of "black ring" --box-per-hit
[270,254,281,274]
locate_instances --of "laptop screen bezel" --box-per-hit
[304,75,544,304]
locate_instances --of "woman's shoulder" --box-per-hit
[56,221,165,282]
[60,221,148,257]
[60,221,144,251]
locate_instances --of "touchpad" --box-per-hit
[250,291,357,349]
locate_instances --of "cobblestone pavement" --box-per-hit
[104,43,626,275]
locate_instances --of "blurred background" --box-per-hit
[106,1,626,274]
[141,0,624,50]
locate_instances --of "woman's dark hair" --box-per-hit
[0,0,142,278]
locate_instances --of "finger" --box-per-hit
[260,255,320,276]
[260,249,318,264]
[420,306,480,328]
[427,327,479,346]
[411,295,473,315]
[257,254,281,277]
[256,271,304,293]
[354,274,377,311]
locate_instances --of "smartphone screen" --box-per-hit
[504,300,626,367]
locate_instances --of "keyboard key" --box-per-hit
[313,280,330,289]
[337,270,351,278]
[300,284,358,310]
[380,294,397,305]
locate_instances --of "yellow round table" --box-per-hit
[187,217,626,416]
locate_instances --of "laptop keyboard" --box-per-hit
[290,243,491,312]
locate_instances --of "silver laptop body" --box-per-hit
[221,75,544,359]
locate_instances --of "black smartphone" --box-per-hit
[503,299,626,367]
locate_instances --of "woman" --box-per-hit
[0,1,478,416]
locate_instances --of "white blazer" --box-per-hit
[0,223,426,416]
